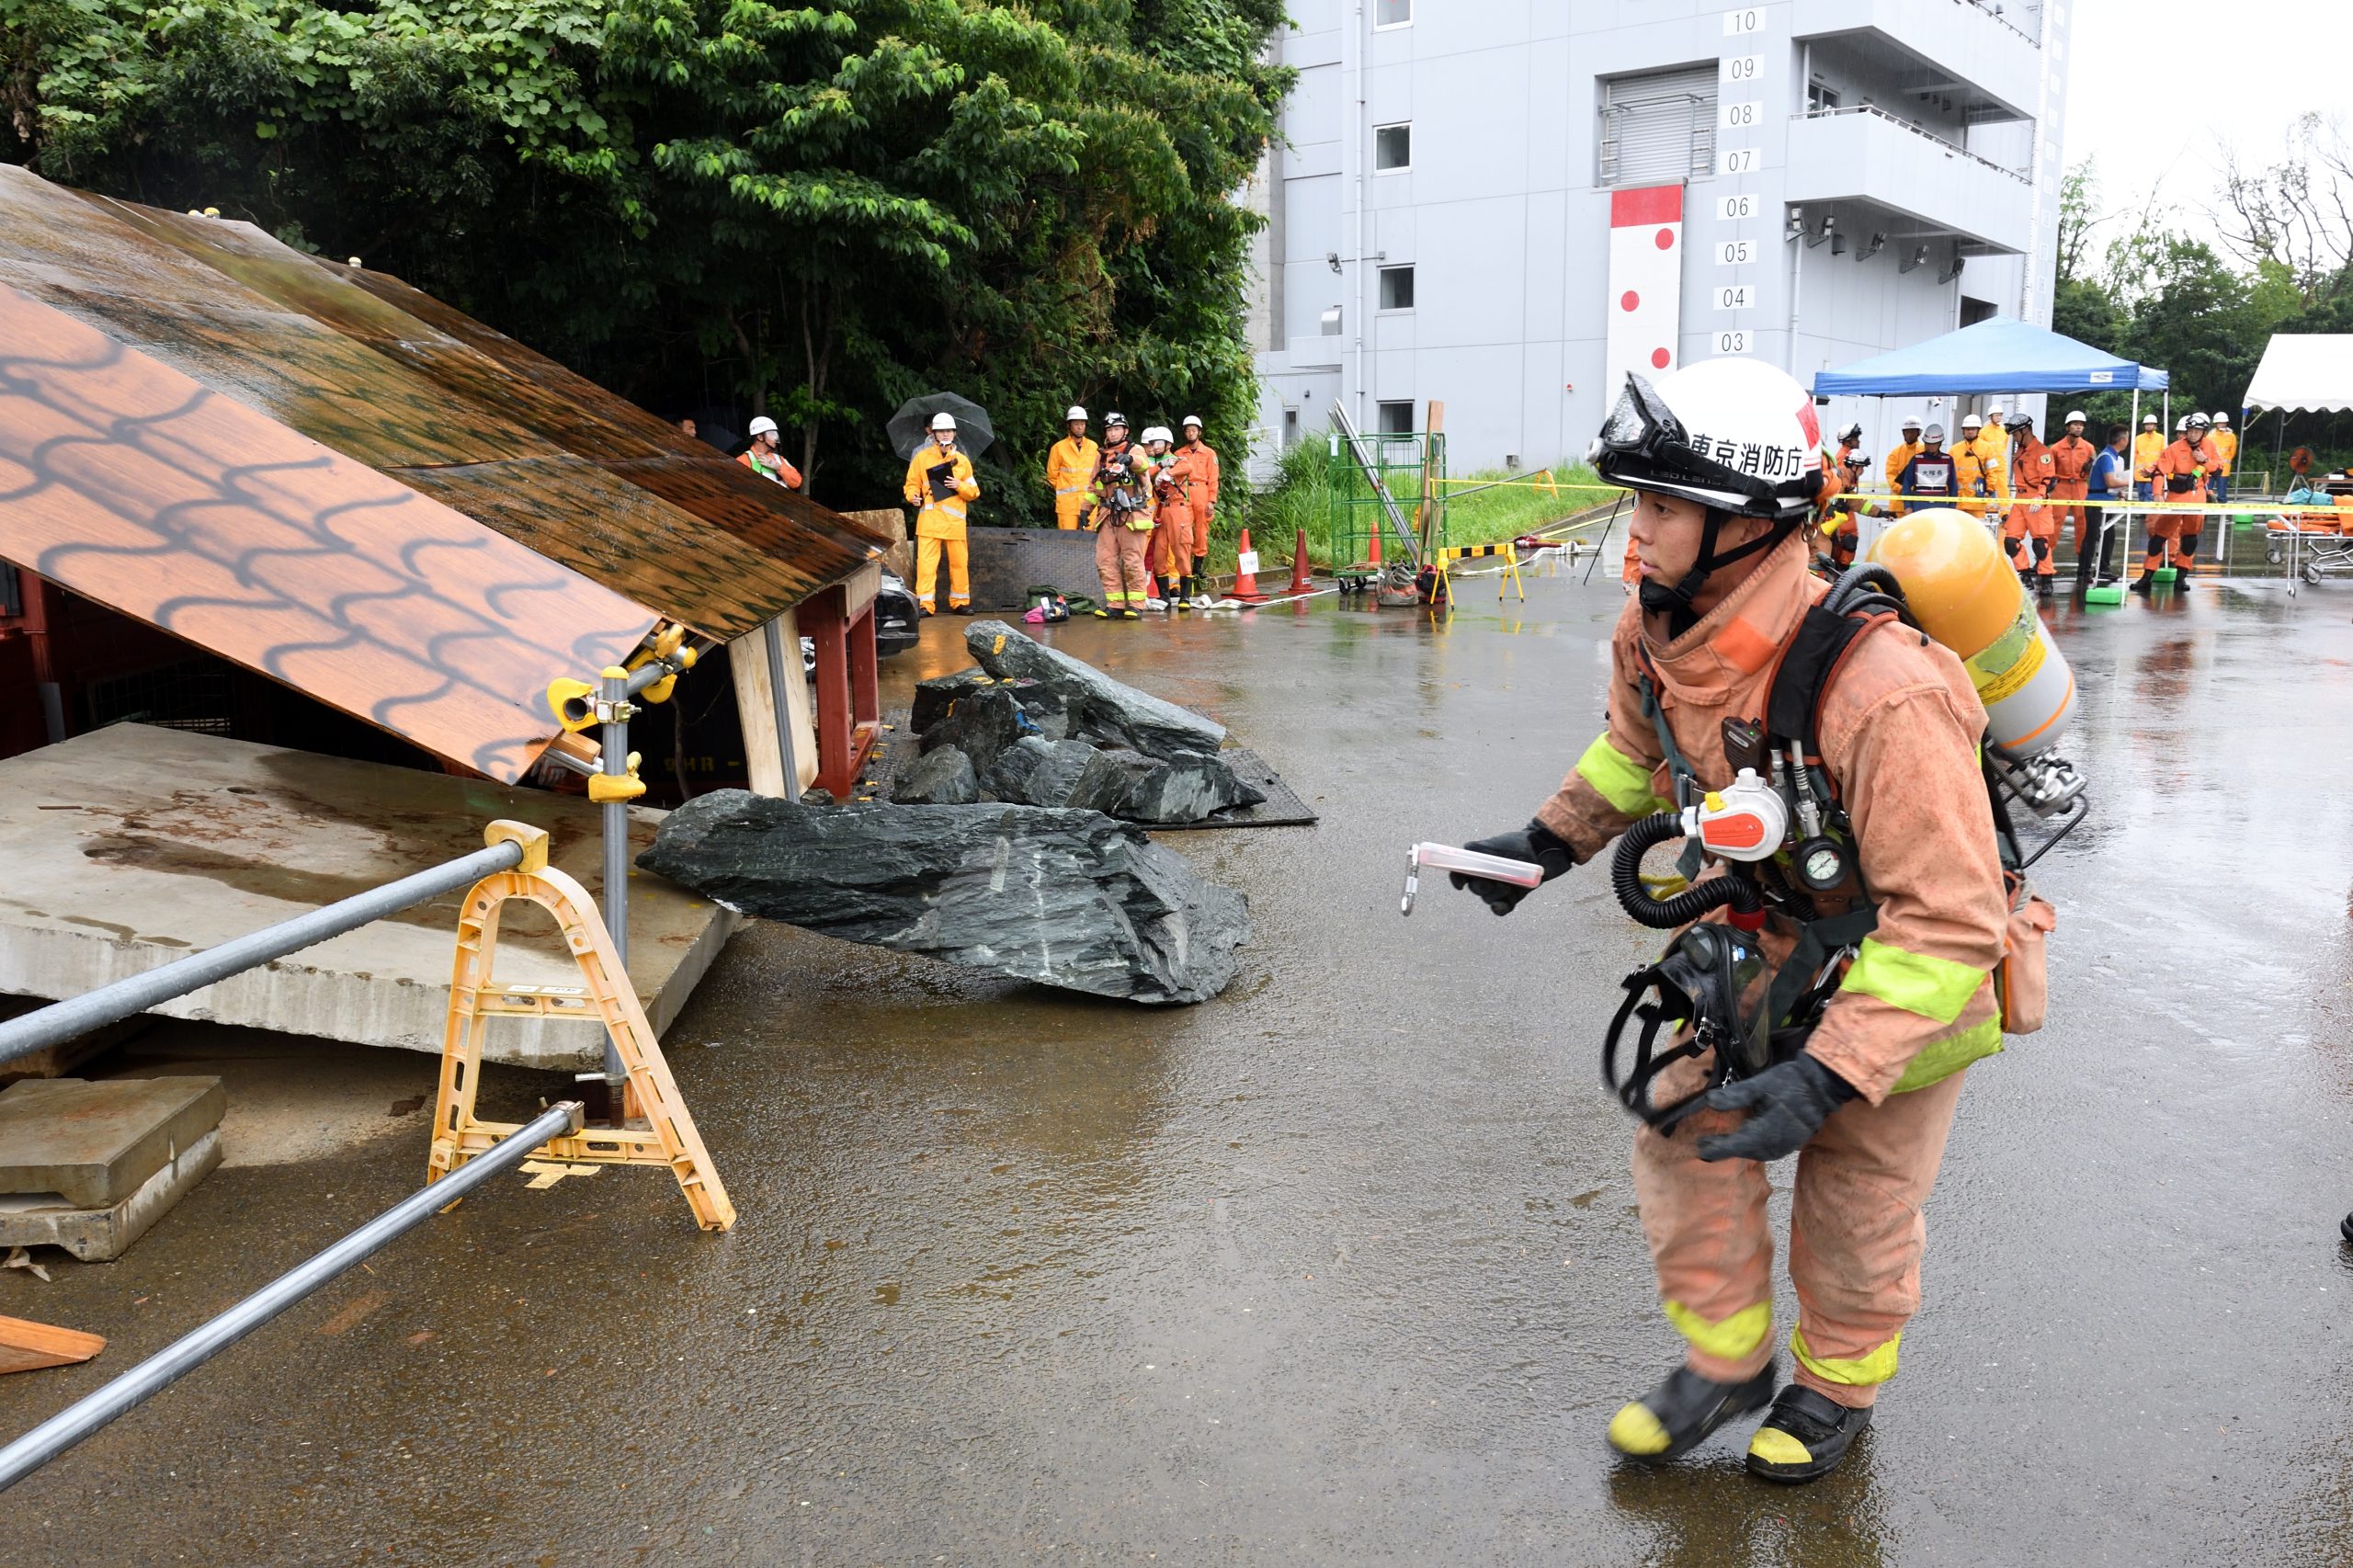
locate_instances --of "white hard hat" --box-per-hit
[1065,405,1088,422]
[2175,415,2190,432]
[1181,415,1204,429]
[2212,411,2232,426]
[1142,426,1173,445]
[1836,421,1862,445]
[928,412,957,433]
[2064,410,2086,425]
[746,415,779,438]
[2187,411,2211,428]
[1587,357,1824,524]
[2142,412,2160,425]
[1105,411,1129,426]
[1960,413,1984,430]
[1901,415,1923,430]
[1924,424,1947,441]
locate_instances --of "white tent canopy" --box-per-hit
[2244,335,2353,414]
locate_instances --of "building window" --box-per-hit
[1598,64,1719,186]
[1375,0,1410,27]
[1960,296,1997,326]
[1807,80,1841,114]
[1375,123,1412,172]
[1378,401,1415,435]
[1284,408,1300,447]
[1378,265,1415,311]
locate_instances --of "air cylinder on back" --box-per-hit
[1867,507,2076,757]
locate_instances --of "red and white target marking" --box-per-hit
[1606,185,1685,400]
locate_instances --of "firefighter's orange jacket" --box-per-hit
[1535,534,2008,1103]
[903,444,980,540]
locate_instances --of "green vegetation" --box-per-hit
[0,0,1289,520]
[2056,124,2353,478]
[1236,441,1619,573]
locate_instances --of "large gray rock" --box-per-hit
[892,746,979,805]
[980,735,1097,807]
[914,671,1071,743]
[1064,746,1267,824]
[966,621,1223,760]
[640,790,1249,1005]
[916,685,1031,772]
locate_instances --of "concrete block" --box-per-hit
[0,725,738,1069]
[0,1075,225,1208]
[0,1127,222,1262]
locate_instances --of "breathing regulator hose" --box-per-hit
[1611,812,1763,928]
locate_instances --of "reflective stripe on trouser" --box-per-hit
[1054,495,1089,530]
[1631,1051,1968,1409]
[1095,523,1152,607]
[915,536,970,608]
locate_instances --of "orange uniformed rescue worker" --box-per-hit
[2046,411,2096,579]
[1142,426,1194,610]
[1086,414,1156,619]
[1883,417,1925,516]
[1450,357,2013,1487]
[2136,412,2222,595]
[1047,406,1100,530]
[1952,414,2004,519]
[902,412,979,615]
[738,415,803,489]
[2002,413,2059,591]
[2208,412,2237,506]
[1179,416,1222,608]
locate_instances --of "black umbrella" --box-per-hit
[888,392,995,461]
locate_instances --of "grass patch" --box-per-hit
[1227,440,1620,572]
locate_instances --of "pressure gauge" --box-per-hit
[1795,836,1851,893]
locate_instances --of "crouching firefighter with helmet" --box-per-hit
[1450,358,2062,1484]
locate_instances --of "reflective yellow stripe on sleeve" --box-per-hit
[1889,1015,2003,1094]
[1574,733,1674,819]
[1839,937,1984,1024]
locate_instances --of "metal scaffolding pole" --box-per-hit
[0,838,529,1069]
[0,1099,585,1495]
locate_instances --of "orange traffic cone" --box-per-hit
[1367,524,1381,568]
[1231,528,1267,602]
[1289,528,1313,593]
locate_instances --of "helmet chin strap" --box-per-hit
[1638,508,1795,639]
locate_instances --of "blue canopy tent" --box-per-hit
[1811,318,2169,398]
[1813,319,2174,599]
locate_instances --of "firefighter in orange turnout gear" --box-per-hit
[2046,411,2096,583]
[2135,413,2222,594]
[2001,413,2059,591]
[1450,358,2013,1487]
[1047,406,1099,530]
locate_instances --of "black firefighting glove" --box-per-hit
[1696,1054,1859,1164]
[1449,820,1576,915]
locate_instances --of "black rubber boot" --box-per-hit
[1745,1385,1870,1483]
[1608,1360,1777,1464]
[2173,571,2193,592]
[2129,574,2154,596]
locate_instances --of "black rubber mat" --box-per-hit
[1154,747,1317,831]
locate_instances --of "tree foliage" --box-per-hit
[0,0,1289,518]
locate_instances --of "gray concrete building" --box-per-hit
[1244,0,2073,480]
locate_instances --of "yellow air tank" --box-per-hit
[1868,506,2075,757]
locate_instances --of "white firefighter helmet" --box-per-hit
[2064,410,2086,426]
[2212,411,2232,426]
[1924,424,1947,443]
[1065,405,1088,423]
[2176,415,2191,432]
[1960,413,1984,431]
[1105,411,1129,428]
[2187,411,2211,429]
[928,412,958,433]
[1142,426,1173,446]
[1587,358,1824,523]
[1836,421,1863,445]
[746,415,779,439]
[1181,415,1204,430]
[2143,412,2161,426]
[1901,415,1924,432]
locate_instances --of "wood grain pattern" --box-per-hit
[0,287,653,781]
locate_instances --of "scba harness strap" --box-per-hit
[1603,565,2018,1129]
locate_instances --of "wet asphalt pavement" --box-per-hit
[2,561,2351,1566]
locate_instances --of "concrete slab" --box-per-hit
[0,725,738,1069]
[0,1126,222,1261]
[0,1075,223,1206]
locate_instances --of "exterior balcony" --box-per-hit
[1794,0,2043,121]
[1783,104,2034,257]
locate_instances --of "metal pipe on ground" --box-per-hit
[0,1099,585,1495]
[0,838,529,1069]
